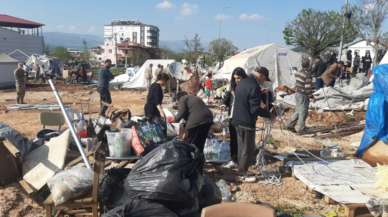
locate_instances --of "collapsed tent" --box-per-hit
[214,43,301,88]
[25,54,62,78]
[120,59,189,89]
[110,67,140,86]
[357,64,388,156]
[281,74,373,111]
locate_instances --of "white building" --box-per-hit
[0,14,44,62]
[0,53,18,88]
[101,20,159,64]
[342,40,381,61]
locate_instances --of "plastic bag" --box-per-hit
[204,138,231,163]
[216,179,233,201]
[125,140,203,217]
[135,119,167,146]
[102,199,178,217]
[105,130,131,157]
[131,126,144,156]
[47,166,93,206]
[0,123,33,157]
[166,123,177,138]
[99,168,131,212]
[199,176,222,208]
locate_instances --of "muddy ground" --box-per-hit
[0,82,365,217]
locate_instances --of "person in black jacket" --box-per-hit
[144,73,170,121]
[231,67,271,180]
[170,91,213,153]
[222,68,247,167]
[98,59,114,116]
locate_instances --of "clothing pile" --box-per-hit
[281,74,373,111]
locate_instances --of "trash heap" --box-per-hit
[0,103,223,217]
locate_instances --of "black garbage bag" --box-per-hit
[102,198,178,217]
[0,123,33,157]
[125,139,203,217]
[36,129,60,141]
[198,176,222,209]
[99,168,131,212]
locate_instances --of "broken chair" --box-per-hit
[40,111,65,131]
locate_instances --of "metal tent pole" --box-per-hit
[48,79,91,169]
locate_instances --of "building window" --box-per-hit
[133,32,138,43]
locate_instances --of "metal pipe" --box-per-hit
[48,79,91,169]
[338,0,349,61]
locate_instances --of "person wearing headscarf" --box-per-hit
[222,68,247,168]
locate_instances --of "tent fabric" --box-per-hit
[120,59,188,89]
[214,43,301,88]
[380,51,388,65]
[279,74,372,111]
[357,64,388,157]
[0,53,18,63]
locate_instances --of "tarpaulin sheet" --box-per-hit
[357,64,388,156]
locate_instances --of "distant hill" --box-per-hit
[44,32,202,52]
[159,40,209,52]
[44,32,103,50]
[159,40,186,52]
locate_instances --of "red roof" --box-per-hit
[0,14,43,28]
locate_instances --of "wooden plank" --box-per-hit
[19,179,36,195]
[65,151,93,169]
[342,204,372,217]
[324,195,337,205]
[3,139,21,158]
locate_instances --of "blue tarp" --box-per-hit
[357,64,388,157]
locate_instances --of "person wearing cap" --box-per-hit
[255,67,274,112]
[231,67,271,182]
[285,57,313,134]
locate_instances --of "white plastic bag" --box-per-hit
[106,130,131,157]
[47,167,93,206]
[204,138,231,163]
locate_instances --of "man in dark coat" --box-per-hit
[231,67,271,181]
[98,59,113,116]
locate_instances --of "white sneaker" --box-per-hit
[222,161,237,169]
[238,175,257,183]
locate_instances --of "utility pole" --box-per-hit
[338,0,350,61]
[114,33,118,65]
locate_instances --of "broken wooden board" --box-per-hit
[293,159,376,204]
[22,130,70,190]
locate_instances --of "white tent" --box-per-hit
[214,43,302,88]
[380,51,388,65]
[0,53,18,88]
[121,59,189,89]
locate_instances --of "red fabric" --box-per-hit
[131,126,144,156]
[204,79,213,90]
[166,116,174,124]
